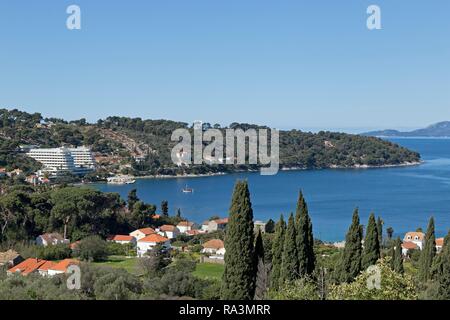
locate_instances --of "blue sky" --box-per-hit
[0,0,449,132]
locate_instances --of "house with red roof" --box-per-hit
[136,234,171,257]
[177,221,198,234]
[436,237,445,253]
[157,224,180,239]
[130,227,156,241]
[108,235,137,245]
[47,259,79,276]
[36,232,69,247]
[201,218,229,233]
[7,258,48,276]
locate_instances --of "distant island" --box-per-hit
[362,121,450,138]
[0,108,421,177]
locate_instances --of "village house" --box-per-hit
[254,220,266,233]
[136,234,171,257]
[25,175,40,186]
[0,250,23,268]
[436,237,445,253]
[129,227,156,241]
[403,231,425,250]
[201,239,225,256]
[47,259,79,276]
[108,235,137,245]
[177,221,197,234]
[186,229,203,237]
[401,241,419,256]
[201,218,229,233]
[37,261,57,276]
[7,258,48,276]
[157,225,180,239]
[36,233,70,247]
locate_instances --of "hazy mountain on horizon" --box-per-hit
[362,121,450,137]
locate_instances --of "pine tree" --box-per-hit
[377,216,383,248]
[270,214,285,289]
[127,189,139,211]
[221,181,256,300]
[338,208,363,283]
[437,231,450,299]
[418,217,436,282]
[362,213,380,270]
[280,213,299,284]
[295,190,315,276]
[392,237,404,274]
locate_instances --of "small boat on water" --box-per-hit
[107,175,136,185]
[182,185,194,193]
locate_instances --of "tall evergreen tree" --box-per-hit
[376,216,383,248]
[295,190,315,276]
[161,200,169,216]
[392,237,404,274]
[280,213,299,284]
[127,189,139,211]
[418,217,436,282]
[221,181,256,300]
[338,208,363,283]
[362,213,380,270]
[255,229,264,262]
[270,214,286,289]
[437,231,450,299]
[253,230,268,300]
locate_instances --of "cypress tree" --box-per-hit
[221,181,256,300]
[270,214,286,289]
[362,213,380,270]
[338,208,363,283]
[437,231,450,299]
[255,229,264,262]
[295,190,315,276]
[392,237,404,274]
[377,216,383,248]
[418,217,436,282]
[280,213,299,284]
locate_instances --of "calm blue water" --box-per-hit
[93,138,450,242]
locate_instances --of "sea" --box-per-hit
[93,138,450,242]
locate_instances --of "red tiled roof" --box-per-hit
[436,238,445,247]
[177,221,194,227]
[38,261,57,271]
[186,230,202,236]
[110,235,134,242]
[404,232,425,241]
[402,241,419,250]
[7,258,47,275]
[203,239,224,250]
[49,259,79,272]
[136,227,156,235]
[138,234,169,243]
[160,225,177,232]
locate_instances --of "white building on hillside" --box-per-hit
[27,147,95,176]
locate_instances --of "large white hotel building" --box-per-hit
[26,147,96,176]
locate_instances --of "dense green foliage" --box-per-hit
[0,109,421,176]
[391,238,404,274]
[221,181,256,300]
[280,214,299,284]
[418,217,436,282]
[337,209,363,283]
[295,191,315,276]
[270,214,285,289]
[361,213,380,270]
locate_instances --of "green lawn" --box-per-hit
[193,262,224,280]
[94,256,139,274]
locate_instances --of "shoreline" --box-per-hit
[125,160,423,180]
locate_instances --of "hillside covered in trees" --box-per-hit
[0,108,421,176]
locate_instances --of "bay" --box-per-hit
[93,138,450,242]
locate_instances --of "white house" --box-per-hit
[401,241,419,256]
[136,234,171,257]
[201,239,225,255]
[47,259,79,276]
[157,225,180,239]
[129,227,156,241]
[36,233,70,247]
[201,218,229,233]
[108,235,136,245]
[403,232,425,250]
[177,221,197,234]
[436,237,445,253]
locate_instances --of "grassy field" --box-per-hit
[94,256,140,274]
[193,262,224,280]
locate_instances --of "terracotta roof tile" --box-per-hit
[203,239,224,250]
[138,234,169,243]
